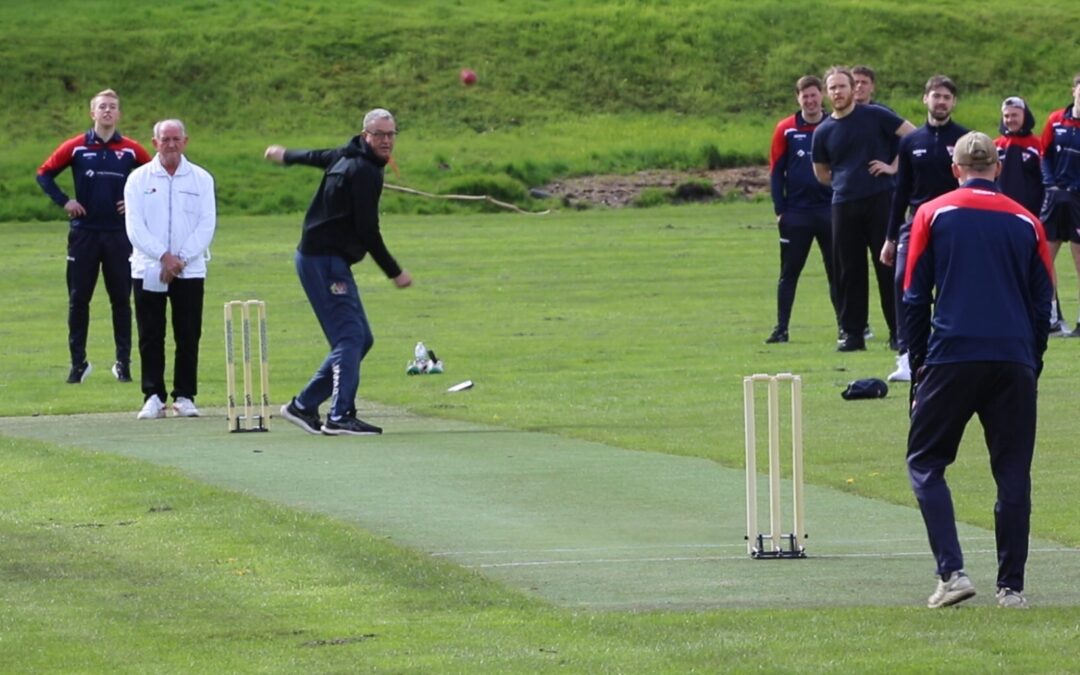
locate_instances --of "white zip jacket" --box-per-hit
[124,154,216,279]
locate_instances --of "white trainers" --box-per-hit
[887,352,911,382]
[137,396,167,420]
[172,397,200,417]
[927,570,976,608]
[996,587,1029,609]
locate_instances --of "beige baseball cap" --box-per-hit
[953,131,998,170]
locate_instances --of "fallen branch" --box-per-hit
[385,184,550,215]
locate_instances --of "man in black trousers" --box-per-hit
[904,132,1054,609]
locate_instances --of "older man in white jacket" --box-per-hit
[124,119,216,419]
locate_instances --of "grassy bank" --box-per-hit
[4,0,1080,220]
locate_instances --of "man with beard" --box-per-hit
[880,76,969,381]
[812,66,915,351]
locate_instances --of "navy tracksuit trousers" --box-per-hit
[774,209,839,331]
[67,228,133,366]
[294,252,373,420]
[906,361,1037,591]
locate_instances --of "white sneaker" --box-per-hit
[996,587,1029,609]
[887,352,911,382]
[927,570,976,608]
[172,397,200,417]
[137,396,166,420]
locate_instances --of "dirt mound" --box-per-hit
[541,166,769,208]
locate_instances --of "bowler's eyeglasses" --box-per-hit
[366,130,398,140]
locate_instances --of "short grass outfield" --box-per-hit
[3,203,1080,671]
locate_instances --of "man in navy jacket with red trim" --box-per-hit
[880,75,968,382]
[903,131,1054,609]
[37,88,151,384]
[764,75,839,344]
[1038,73,1080,335]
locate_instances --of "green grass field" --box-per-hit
[3,204,1080,672]
[6,0,1080,671]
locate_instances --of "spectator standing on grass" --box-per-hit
[995,97,1066,336]
[904,131,1054,609]
[880,75,968,382]
[1038,72,1080,337]
[265,108,412,437]
[812,66,915,352]
[125,120,216,420]
[36,88,151,384]
[995,97,1044,216]
[852,65,894,112]
[764,76,838,345]
[764,75,840,344]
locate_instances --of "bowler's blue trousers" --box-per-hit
[294,252,373,420]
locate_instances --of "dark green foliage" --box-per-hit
[672,180,717,203]
[442,174,527,202]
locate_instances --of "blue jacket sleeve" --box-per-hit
[769,162,786,216]
[36,173,70,207]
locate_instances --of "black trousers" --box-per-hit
[67,228,132,366]
[907,361,1036,591]
[831,192,896,338]
[775,209,839,331]
[133,277,204,403]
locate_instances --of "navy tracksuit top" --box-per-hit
[903,179,1055,371]
[37,129,151,231]
[1041,104,1080,190]
[769,111,832,215]
[887,119,969,241]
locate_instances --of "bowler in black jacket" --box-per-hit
[265,108,413,436]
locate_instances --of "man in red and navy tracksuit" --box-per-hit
[903,132,1054,609]
[1039,73,1080,336]
[37,89,151,384]
[764,75,839,344]
[995,96,1044,216]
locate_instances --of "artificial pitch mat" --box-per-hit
[3,406,1079,610]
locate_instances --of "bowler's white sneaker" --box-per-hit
[172,397,200,417]
[137,396,167,420]
[887,352,911,382]
[927,570,976,608]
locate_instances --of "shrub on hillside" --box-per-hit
[442,174,527,203]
